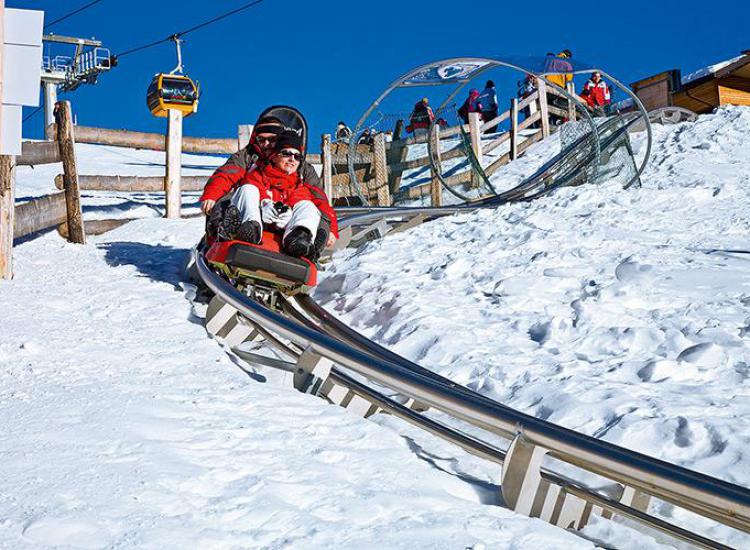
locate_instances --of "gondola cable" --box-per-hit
[44,0,106,30]
[114,0,267,59]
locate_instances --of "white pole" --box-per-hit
[43,81,57,130]
[165,108,183,218]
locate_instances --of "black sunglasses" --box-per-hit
[255,135,277,145]
[279,150,303,161]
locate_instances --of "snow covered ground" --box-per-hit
[3,106,750,548]
[14,143,224,219]
[315,106,750,547]
[4,143,588,546]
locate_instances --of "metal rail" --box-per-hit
[194,248,750,543]
[266,297,732,549]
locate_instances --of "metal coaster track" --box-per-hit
[192,116,749,547]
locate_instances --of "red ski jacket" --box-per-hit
[581,79,611,107]
[240,164,339,237]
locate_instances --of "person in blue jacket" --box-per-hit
[478,80,499,133]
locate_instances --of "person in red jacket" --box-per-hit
[200,114,322,216]
[580,72,611,111]
[217,130,338,260]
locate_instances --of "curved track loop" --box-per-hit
[194,123,748,548]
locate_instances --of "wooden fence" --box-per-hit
[1,101,84,279]
[0,85,579,278]
[321,81,577,206]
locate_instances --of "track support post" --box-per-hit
[502,434,588,529]
[205,295,263,348]
[293,346,333,394]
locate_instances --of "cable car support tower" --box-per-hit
[40,33,114,130]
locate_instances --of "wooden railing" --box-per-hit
[1,101,85,279]
[363,79,574,206]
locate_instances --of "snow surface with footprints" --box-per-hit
[315,106,750,547]
[1,107,749,548]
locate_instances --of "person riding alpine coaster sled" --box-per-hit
[208,130,338,261]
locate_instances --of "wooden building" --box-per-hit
[631,51,750,114]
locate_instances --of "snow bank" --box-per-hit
[315,106,750,547]
[0,220,588,547]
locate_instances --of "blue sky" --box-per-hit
[13,0,750,144]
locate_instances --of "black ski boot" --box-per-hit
[220,205,242,239]
[309,225,329,262]
[283,227,313,258]
[237,220,262,244]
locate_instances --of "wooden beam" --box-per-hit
[480,109,511,133]
[468,112,483,188]
[57,174,207,192]
[55,101,86,244]
[372,132,390,206]
[16,141,61,166]
[482,130,511,156]
[566,82,577,121]
[58,218,134,239]
[429,127,442,207]
[14,191,67,239]
[537,79,550,138]
[518,111,542,132]
[165,109,183,218]
[517,89,540,112]
[47,124,238,154]
[0,155,14,279]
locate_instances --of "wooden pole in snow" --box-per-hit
[321,133,333,200]
[55,101,85,244]
[537,80,550,138]
[468,112,484,189]
[165,108,183,218]
[0,155,14,279]
[372,132,390,206]
[430,125,442,207]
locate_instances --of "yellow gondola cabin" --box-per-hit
[146,73,199,118]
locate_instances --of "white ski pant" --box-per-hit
[231,185,321,240]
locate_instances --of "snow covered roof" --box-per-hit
[681,53,749,85]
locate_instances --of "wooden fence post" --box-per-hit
[372,132,390,206]
[238,124,252,150]
[468,112,483,188]
[55,101,85,244]
[509,98,519,161]
[165,108,183,218]
[537,80,550,138]
[321,133,333,200]
[0,155,14,279]
[430,125,442,207]
[566,81,577,122]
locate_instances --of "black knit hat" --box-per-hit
[274,129,304,153]
[254,116,284,136]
